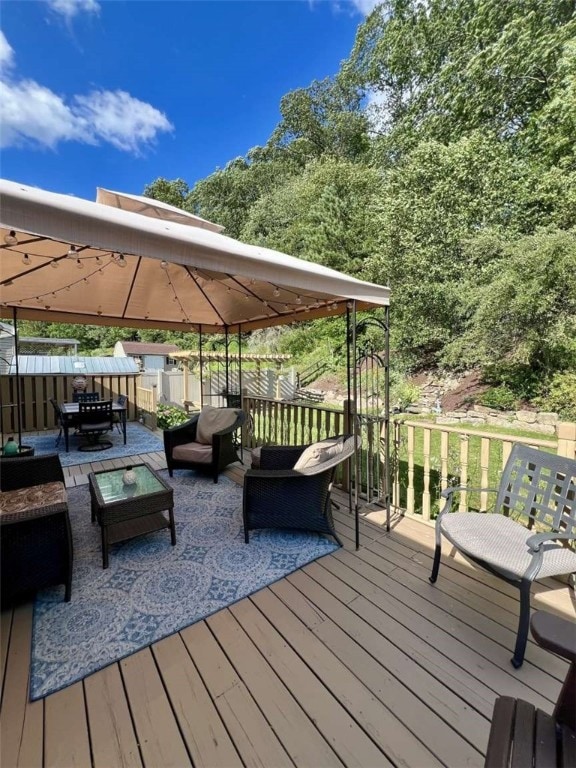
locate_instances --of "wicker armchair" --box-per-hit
[243,435,358,545]
[485,611,575,767]
[0,453,73,606]
[430,444,576,668]
[164,407,245,483]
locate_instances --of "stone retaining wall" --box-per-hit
[435,405,559,435]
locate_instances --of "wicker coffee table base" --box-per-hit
[89,466,175,569]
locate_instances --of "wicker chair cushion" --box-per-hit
[172,442,213,464]
[0,481,67,524]
[251,446,262,469]
[196,406,239,445]
[293,436,347,470]
[441,512,576,579]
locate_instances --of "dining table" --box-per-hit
[60,401,127,452]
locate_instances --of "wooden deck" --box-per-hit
[1,448,574,768]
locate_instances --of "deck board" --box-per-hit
[1,449,574,767]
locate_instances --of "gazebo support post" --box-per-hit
[198,326,204,406]
[12,306,23,450]
[351,301,360,550]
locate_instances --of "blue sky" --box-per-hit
[1,0,375,201]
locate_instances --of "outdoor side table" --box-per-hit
[88,463,175,568]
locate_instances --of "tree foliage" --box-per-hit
[34,0,576,402]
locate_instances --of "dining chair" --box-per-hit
[113,394,128,434]
[49,397,66,446]
[77,400,114,452]
[72,391,100,403]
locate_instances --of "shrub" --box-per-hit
[533,372,576,421]
[478,385,518,411]
[156,402,189,430]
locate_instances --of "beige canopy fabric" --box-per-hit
[0,179,390,333]
[96,188,226,233]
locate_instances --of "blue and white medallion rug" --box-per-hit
[30,471,339,700]
[24,423,164,467]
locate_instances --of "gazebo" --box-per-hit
[0,179,391,538]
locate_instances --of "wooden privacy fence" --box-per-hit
[0,374,139,433]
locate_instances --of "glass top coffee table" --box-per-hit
[88,463,175,568]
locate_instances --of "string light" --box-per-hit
[51,259,59,269]
[22,253,31,265]
[76,259,84,269]
[273,287,280,297]
[116,253,127,268]
[160,260,168,270]
[296,296,302,304]
[4,231,17,246]
[67,246,78,258]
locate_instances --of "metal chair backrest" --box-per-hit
[115,394,128,407]
[78,400,113,431]
[496,444,576,534]
[73,391,100,403]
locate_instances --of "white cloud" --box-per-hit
[350,0,382,14]
[0,31,15,69]
[73,90,173,153]
[0,34,173,153]
[46,0,100,20]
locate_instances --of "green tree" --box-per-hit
[448,229,576,374]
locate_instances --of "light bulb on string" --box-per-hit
[273,287,280,297]
[117,253,127,268]
[67,246,77,258]
[160,260,168,270]
[51,259,59,269]
[4,230,17,246]
[22,253,31,265]
[296,295,302,304]
[76,259,84,269]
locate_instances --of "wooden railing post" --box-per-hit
[557,422,576,461]
[342,399,353,491]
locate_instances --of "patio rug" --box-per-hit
[30,471,339,700]
[23,423,164,467]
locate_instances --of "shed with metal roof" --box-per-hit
[8,355,140,376]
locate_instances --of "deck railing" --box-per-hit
[392,419,569,520]
[135,384,158,430]
[243,397,576,518]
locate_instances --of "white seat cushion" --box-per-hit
[172,442,213,464]
[293,436,347,470]
[251,446,262,469]
[441,512,576,579]
[196,406,238,445]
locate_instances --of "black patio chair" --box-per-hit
[112,394,128,434]
[243,434,358,546]
[164,406,245,483]
[72,391,100,403]
[77,400,114,452]
[49,397,67,446]
[430,443,576,668]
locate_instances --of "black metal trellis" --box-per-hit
[348,305,391,549]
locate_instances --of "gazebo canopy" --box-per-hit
[0,179,390,333]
